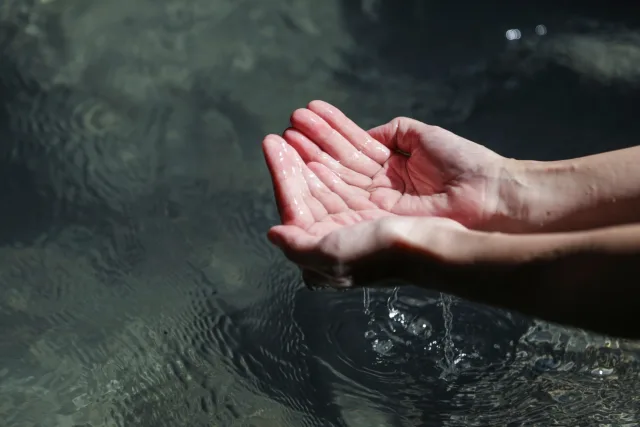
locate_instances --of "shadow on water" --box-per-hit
[1,0,640,426]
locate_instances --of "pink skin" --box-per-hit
[262,101,505,283]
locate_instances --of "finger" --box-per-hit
[367,121,398,150]
[367,117,424,154]
[287,140,351,214]
[301,166,350,214]
[262,134,316,228]
[283,128,373,188]
[283,139,337,221]
[307,100,392,164]
[307,162,379,211]
[290,108,381,177]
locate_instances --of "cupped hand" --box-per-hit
[262,100,505,287]
[287,101,510,225]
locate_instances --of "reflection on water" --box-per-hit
[2,0,640,426]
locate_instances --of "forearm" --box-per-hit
[501,146,640,233]
[401,224,640,338]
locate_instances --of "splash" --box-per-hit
[362,287,460,380]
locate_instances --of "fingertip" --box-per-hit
[308,100,350,124]
[307,99,333,112]
[290,107,324,129]
[262,135,285,172]
[366,120,399,150]
[261,134,272,150]
[282,127,300,142]
[262,134,285,153]
[262,133,281,143]
[290,107,310,126]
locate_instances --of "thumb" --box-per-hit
[367,120,399,150]
[367,117,428,154]
[267,225,319,265]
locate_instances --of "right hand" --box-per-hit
[283,100,519,231]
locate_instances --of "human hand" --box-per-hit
[279,216,469,289]
[261,101,478,287]
[262,130,399,288]
[276,100,516,232]
[264,196,467,289]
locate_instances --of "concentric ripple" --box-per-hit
[292,286,525,423]
[333,288,523,375]
[292,285,640,425]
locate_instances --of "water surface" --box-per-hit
[1,1,640,426]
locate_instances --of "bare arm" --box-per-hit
[398,223,640,338]
[499,146,640,233]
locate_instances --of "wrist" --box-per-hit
[490,158,591,233]
[393,217,592,304]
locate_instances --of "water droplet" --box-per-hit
[407,318,432,338]
[372,338,393,355]
[591,367,614,377]
[505,29,521,40]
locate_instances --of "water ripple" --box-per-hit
[3,1,640,426]
[290,285,640,425]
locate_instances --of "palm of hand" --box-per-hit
[263,101,498,245]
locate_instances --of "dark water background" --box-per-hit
[1,1,640,426]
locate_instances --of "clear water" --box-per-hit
[2,1,640,426]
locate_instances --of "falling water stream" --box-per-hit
[439,293,457,379]
[363,287,457,379]
[363,287,371,315]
